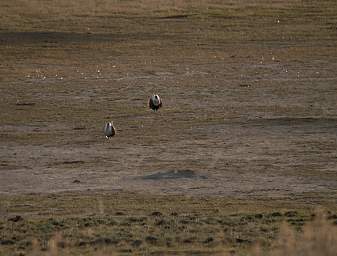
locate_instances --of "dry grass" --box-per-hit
[2,206,337,256]
[246,211,337,256]
[0,193,337,255]
[268,213,337,256]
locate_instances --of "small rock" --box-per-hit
[145,236,158,244]
[270,212,282,217]
[0,239,15,245]
[203,237,214,244]
[150,211,163,217]
[183,238,193,243]
[8,215,23,222]
[236,238,251,244]
[284,211,297,217]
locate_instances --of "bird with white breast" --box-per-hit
[148,94,162,111]
[104,121,116,138]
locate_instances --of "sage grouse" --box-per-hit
[148,94,162,111]
[104,121,116,138]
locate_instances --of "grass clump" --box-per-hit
[249,211,337,256]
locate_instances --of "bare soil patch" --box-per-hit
[0,1,336,198]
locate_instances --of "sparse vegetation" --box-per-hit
[0,193,337,255]
[251,211,337,256]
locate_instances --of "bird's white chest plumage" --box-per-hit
[104,122,115,138]
[151,95,160,106]
[149,94,162,111]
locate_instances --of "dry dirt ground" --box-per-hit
[1,0,337,197]
[0,0,337,254]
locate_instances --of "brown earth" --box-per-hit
[0,0,337,197]
[1,1,337,255]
